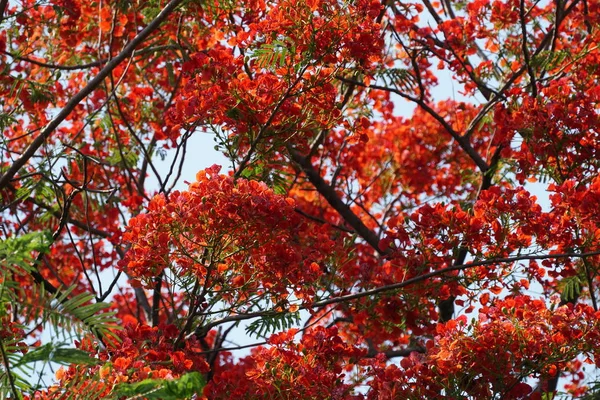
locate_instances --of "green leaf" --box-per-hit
[531,50,570,72]
[141,6,161,22]
[375,67,417,91]
[0,231,52,274]
[560,275,581,304]
[245,311,301,339]
[0,112,17,132]
[164,372,206,397]
[113,372,206,399]
[252,38,296,71]
[16,343,99,367]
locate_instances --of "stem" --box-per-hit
[288,147,384,254]
[0,337,20,399]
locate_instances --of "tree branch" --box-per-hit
[295,207,356,233]
[288,146,384,254]
[313,250,600,308]
[0,338,19,399]
[335,75,490,173]
[0,0,8,22]
[187,250,600,340]
[0,0,185,190]
[2,45,181,71]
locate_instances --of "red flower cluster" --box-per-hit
[368,296,600,399]
[121,165,341,302]
[35,324,208,399]
[207,326,366,399]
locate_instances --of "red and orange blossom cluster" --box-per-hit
[3,0,600,398]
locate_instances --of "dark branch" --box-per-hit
[288,147,384,254]
[335,75,490,173]
[0,0,186,190]
[187,250,600,340]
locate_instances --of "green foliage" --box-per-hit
[560,275,581,304]
[240,164,290,195]
[0,231,52,274]
[106,147,140,168]
[531,50,570,72]
[0,363,29,400]
[48,288,122,342]
[245,310,301,339]
[239,163,265,179]
[0,227,121,341]
[0,305,101,398]
[0,112,17,133]
[113,372,206,399]
[16,343,99,367]
[0,232,120,397]
[251,38,296,71]
[271,171,289,195]
[576,380,600,399]
[140,0,162,22]
[375,67,417,92]
[26,81,55,105]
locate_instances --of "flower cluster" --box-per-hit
[367,296,600,399]
[207,326,366,399]
[121,165,342,303]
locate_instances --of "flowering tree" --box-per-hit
[2,0,600,398]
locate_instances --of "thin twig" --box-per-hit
[0,338,19,399]
[335,75,490,173]
[313,250,600,308]
[4,45,183,71]
[234,65,309,179]
[520,0,538,98]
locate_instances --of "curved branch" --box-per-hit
[313,250,600,308]
[2,45,181,71]
[335,75,490,173]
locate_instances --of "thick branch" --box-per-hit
[151,273,164,327]
[0,0,7,22]
[288,147,384,254]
